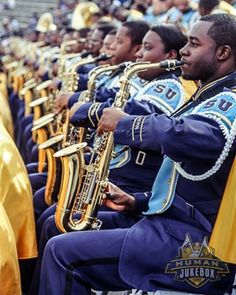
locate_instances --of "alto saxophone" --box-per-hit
[39,53,113,205]
[54,63,127,232]
[31,113,55,172]
[56,59,183,232]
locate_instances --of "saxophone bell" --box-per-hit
[54,142,87,233]
[39,134,65,205]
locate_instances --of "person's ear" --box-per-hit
[217,45,231,61]
[132,44,142,55]
[166,49,178,60]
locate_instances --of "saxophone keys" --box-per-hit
[85,164,94,173]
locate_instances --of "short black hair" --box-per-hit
[199,0,219,11]
[97,24,117,39]
[200,14,236,62]
[122,20,150,45]
[107,28,117,35]
[77,27,90,38]
[151,24,187,59]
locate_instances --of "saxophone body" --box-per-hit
[31,113,55,172]
[36,55,109,205]
[54,142,87,232]
[54,63,127,232]
[56,59,183,231]
[39,134,64,205]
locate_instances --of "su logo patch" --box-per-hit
[134,78,185,115]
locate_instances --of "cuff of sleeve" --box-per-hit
[70,102,92,126]
[114,115,146,146]
[68,92,81,109]
[132,192,151,213]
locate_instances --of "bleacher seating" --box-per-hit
[0,0,59,29]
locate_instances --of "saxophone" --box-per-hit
[31,113,55,172]
[65,52,112,93]
[38,53,112,205]
[54,63,128,232]
[55,59,183,232]
[39,134,64,205]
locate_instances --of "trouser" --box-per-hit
[30,211,141,295]
[29,173,47,193]
[39,227,131,295]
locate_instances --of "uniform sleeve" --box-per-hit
[95,86,118,103]
[76,73,89,92]
[124,97,164,116]
[132,191,151,213]
[70,98,114,128]
[67,92,82,109]
[114,113,225,162]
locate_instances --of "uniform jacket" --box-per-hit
[114,72,236,293]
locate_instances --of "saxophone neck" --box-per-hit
[85,63,119,102]
[114,59,183,108]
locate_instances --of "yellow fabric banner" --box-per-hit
[0,202,21,295]
[0,73,14,138]
[209,158,236,264]
[0,122,38,259]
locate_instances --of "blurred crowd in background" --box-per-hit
[0,0,236,43]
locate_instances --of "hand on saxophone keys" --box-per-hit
[54,92,73,114]
[97,107,128,135]
[103,182,136,212]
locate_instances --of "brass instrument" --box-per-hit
[81,62,127,102]
[28,79,54,152]
[36,12,57,33]
[20,79,38,116]
[29,80,53,119]
[58,40,81,80]
[12,65,31,94]
[71,2,99,30]
[55,59,183,232]
[57,54,114,146]
[64,53,112,93]
[54,142,87,229]
[32,113,55,172]
[37,53,112,205]
[53,64,124,225]
[63,63,122,146]
[30,96,50,122]
[39,134,64,205]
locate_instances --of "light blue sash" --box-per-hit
[144,157,179,214]
[145,91,236,215]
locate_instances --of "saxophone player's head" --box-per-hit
[98,29,117,66]
[87,23,116,57]
[135,24,187,81]
[109,20,150,65]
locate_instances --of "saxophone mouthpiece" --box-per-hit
[159,60,184,70]
[96,53,113,62]
[80,50,93,58]
[78,38,87,44]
